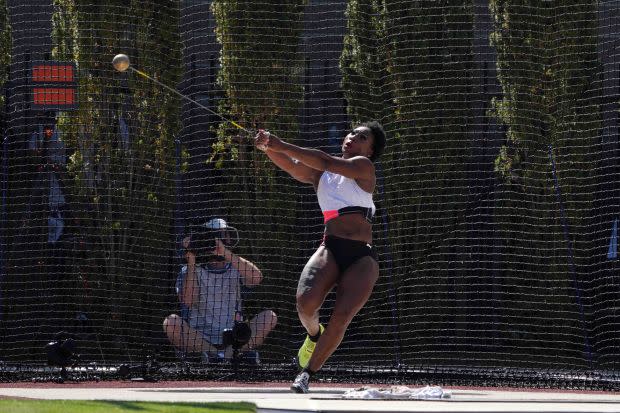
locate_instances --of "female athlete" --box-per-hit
[254,122,386,393]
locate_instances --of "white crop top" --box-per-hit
[316,171,376,223]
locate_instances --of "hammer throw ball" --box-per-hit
[112,54,130,72]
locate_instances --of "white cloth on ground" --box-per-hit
[342,385,451,400]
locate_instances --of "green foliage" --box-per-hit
[210,0,309,328]
[0,0,606,371]
[490,0,601,182]
[340,0,390,122]
[211,0,307,145]
[341,0,481,365]
[51,0,182,359]
[0,400,256,413]
[489,0,602,368]
[337,0,604,369]
[0,0,10,110]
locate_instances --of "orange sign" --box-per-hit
[33,88,76,106]
[32,64,75,82]
[31,62,77,110]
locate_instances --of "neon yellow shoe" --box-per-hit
[297,324,324,369]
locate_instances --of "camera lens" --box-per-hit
[231,322,252,348]
[221,322,251,349]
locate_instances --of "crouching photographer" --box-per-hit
[163,218,277,364]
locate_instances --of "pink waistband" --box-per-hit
[322,210,339,223]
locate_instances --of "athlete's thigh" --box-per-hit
[334,256,379,315]
[297,245,339,298]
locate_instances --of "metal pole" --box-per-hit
[548,144,593,367]
[0,134,8,322]
[376,162,402,368]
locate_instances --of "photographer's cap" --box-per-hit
[204,218,228,230]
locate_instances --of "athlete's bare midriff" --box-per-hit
[324,213,373,243]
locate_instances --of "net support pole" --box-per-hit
[376,162,402,368]
[174,137,184,253]
[548,144,593,367]
[0,134,7,322]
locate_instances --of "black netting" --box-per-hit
[0,0,619,389]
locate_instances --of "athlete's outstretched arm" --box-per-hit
[255,131,321,185]
[255,130,374,182]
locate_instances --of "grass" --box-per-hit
[0,400,256,413]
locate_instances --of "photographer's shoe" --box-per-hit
[297,324,324,369]
[240,350,260,366]
[290,370,310,394]
[201,351,225,364]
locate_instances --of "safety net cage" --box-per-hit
[0,0,619,389]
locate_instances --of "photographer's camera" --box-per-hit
[184,218,238,264]
[221,321,252,350]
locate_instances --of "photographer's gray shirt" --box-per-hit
[176,263,243,346]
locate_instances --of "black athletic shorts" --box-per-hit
[322,235,378,273]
